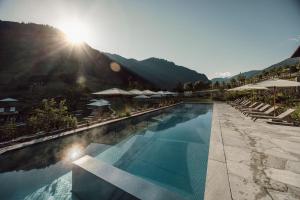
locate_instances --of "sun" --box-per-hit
[58,20,89,45]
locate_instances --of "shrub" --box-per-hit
[291,105,300,122]
[27,98,77,133]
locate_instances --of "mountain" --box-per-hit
[105,53,210,90]
[0,20,153,99]
[291,46,300,58]
[211,70,261,83]
[265,57,300,71]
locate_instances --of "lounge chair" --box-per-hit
[247,106,278,116]
[239,102,258,110]
[243,104,271,115]
[240,102,263,112]
[251,108,295,122]
[229,98,243,105]
[266,120,299,127]
[235,101,252,109]
[230,98,246,106]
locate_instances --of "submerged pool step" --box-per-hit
[93,135,208,199]
[95,135,205,165]
[72,155,186,200]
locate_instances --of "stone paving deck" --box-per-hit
[205,102,300,200]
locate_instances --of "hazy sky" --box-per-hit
[0,0,299,78]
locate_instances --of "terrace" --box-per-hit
[205,102,300,199]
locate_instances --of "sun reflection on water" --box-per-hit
[64,144,84,161]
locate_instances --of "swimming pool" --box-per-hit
[0,103,212,200]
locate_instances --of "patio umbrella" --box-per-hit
[142,90,157,95]
[93,88,133,96]
[133,95,150,99]
[0,98,18,102]
[157,91,167,96]
[150,94,164,98]
[228,84,269,104]
[256,79,300,116]
[86,99,110,107]
[129,89,144,95]
[228,84,268,91]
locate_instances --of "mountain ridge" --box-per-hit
[0,20,154,99]
[105,53,210,90]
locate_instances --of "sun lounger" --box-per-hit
[247,106,278,116]
[243,104,271,115]
[266,120,299,127]
[240,102,263,112]
[230,99,246,106]
[229,98,243,105]
[251,108,295,122]
[239,102,258,110]
[235,102,252,110]
[235,100,251,108]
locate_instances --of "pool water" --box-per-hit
[0,104,212,200]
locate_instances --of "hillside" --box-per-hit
[265,57,300,71]
[0,20,153,99]
[211,70,261,83]
[105,53,209,90]
[291,46,300,58]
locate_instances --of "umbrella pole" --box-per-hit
[273,86,276,117]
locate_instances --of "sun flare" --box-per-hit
[58,20,89,45]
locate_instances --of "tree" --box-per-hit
[28,98,77,133]
[213,81,220,89]
[237,73,246,86]
[290,65,298,74]
[230,78,237,88]
[175,82,184,92]
[194,80,209,91]
[184,82,194,91]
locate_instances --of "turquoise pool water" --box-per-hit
[0,104,212,200]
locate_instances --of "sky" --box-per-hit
[0,0,299,79]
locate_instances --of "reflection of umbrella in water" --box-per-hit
[256,79,300,116]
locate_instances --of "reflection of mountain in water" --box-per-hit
[149,104,210,132]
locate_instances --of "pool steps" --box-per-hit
[72,155,186,200]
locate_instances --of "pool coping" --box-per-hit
[204,102,232,200]
[0,103,182,155]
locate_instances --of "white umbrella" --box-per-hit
[257,79,300,88]
[228,84,269,105]
[228,84,268,91]
[0,98,18,102]
[157,91,166,96]
[133,95,150,99]
[93,88,133,96]
[142,90,157,95]
[129,89,144,95]
[150,94,164,98]
[87,99,110,107]
[256,79,300,116]
[163,91,175,96]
